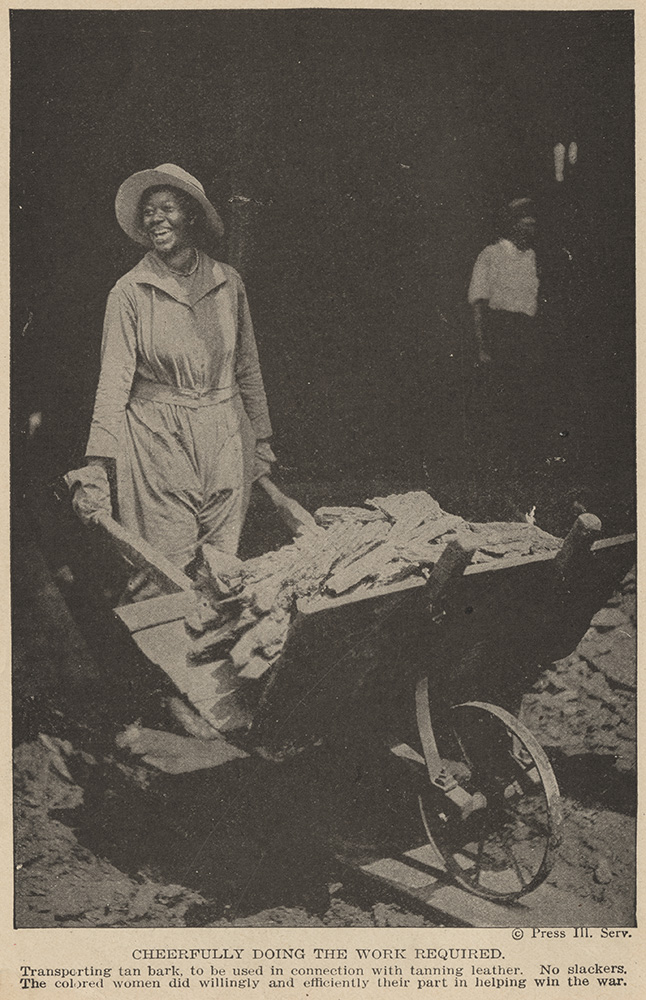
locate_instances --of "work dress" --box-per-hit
[86,251,272,572]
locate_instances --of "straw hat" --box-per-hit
[115,163,224,246]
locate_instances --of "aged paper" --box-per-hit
[4,2,641,998]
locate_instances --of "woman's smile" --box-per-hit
[141,189,194,255]
[151,227,173,247]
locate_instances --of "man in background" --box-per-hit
[467,197,545,480]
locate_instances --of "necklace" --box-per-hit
[166,249,199,277]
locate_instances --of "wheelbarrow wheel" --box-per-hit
[418,700,563,901]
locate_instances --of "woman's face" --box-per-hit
[141,188,195,254]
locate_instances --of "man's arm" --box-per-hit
[472,299,492,365]
[468,247,493,366]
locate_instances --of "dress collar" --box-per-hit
[129,251,228,306]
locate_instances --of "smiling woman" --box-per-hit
[75,163,276,598]
[139,187,203,268]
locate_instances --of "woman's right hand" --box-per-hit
[86,455,111,472]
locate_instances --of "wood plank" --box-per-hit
[591,532,636,552]
[297,553,556,616]
[115,726,248,773]
[356,845,614,927]
[298,531,636,615]
[131,619,254,732]
[115,591,198,633]
[238,656,274,680]
[464,549,558,576]
[131,620,215,698]
[298,575,426,614]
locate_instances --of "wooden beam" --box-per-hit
[115,591,197,633]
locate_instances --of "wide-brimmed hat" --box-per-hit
[115,163,224,246]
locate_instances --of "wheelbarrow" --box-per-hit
[69,505,635,903]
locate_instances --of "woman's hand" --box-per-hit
[86,455,111,471]
[256,477,318,538]
[253,438,277,481]
[64,463,113,525]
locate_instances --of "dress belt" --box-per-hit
[130,376,239,409]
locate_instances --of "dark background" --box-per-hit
[9,12,636,931]
[11,9,635,527]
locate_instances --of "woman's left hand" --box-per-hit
[253,438,277,481]
[256,476,318,537]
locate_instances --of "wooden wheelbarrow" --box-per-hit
[81,505,635,903]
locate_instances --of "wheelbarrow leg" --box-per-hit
[415,674,486,819]
[412,537,564,901]
[415,535,480,801]
[416,697,563,902]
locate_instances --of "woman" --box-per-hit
[79,163,276,582]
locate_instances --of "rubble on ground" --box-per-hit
[14,738,439,928]
[520,567,636,773]
[14,740,206,927]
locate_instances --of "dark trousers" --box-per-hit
[468,311,550,476]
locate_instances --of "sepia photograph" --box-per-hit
[10,5,636,946]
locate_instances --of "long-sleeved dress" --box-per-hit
[86,251,272,570]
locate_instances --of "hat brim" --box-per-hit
[115,168,225,246]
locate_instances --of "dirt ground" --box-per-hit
[13,561,636,929]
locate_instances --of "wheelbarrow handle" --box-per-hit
[554,512,602,578]
[91,511,194,593]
